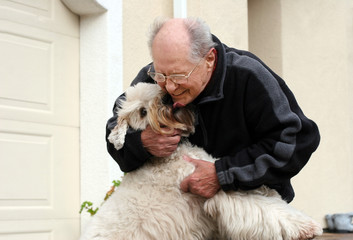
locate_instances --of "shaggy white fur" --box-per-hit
[80,83,323,240]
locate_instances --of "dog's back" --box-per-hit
[80,142,219,240]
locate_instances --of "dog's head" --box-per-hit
[108,83,195,150]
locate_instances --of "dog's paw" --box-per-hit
[108,120,128,150]
[295,220,323,240]
[281,214,322,240]
[108,132,124,150]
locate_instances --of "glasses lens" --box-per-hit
[170,75,187,84]
[152,73,165,82]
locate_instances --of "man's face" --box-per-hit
[152,60,205,106]
[152,46,214,106]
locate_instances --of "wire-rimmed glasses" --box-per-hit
[147,59,202,85]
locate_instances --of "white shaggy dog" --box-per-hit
[80,82,322,240]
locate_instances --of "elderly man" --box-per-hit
[106,17,320,203]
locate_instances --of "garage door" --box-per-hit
[0,0,80,239]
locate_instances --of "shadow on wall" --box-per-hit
[248,0,283,77]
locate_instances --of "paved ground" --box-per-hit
[315,233,353,240]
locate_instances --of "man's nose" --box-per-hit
[165,78,178,92]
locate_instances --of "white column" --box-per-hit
[173,0,187,18]
[60,0,124,232]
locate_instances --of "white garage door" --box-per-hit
[0,0,80,239]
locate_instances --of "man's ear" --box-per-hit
[205,48,216,70]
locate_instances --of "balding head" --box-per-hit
[148,17,216,63]
[153,18,190,47]
[152,19,191,66]
[146,17,217,106]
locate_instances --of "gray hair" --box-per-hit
[147,17,216,63]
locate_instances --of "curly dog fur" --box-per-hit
[80,83,322,240]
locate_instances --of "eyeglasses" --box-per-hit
[147,59,202,85]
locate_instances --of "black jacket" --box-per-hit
[106,35,320,202]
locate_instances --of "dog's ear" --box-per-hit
[173,106,195,135]
[108,117,129,150]
[162,93,173,107]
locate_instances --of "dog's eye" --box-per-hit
[139,107,147,118]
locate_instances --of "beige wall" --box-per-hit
[248,0,283,75]
[122,0,173,90]
[249,0,353,226]
[284,0,353,226]
[188,0,248,49]
[123,0,353,227]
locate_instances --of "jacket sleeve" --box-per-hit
[215,56,320,196]
[105,64,154,172]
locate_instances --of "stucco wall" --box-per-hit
[188,0,248,50]
[283,0,353,226]
[122,0,173,90]
[249,0,353,226]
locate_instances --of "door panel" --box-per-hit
[0,20,79,126]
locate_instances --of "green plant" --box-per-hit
[79,178,123,216]
[79,201,99,216]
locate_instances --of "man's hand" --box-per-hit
[141,125,182,157]
[180,156,221,198]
